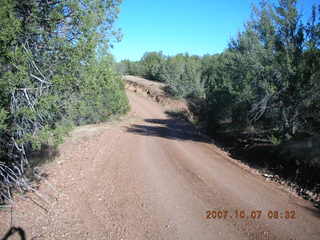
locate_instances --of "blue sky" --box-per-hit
[111,0,319,61]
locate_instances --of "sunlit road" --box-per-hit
[0,90,319,240]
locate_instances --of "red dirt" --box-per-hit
[0,88,319,239]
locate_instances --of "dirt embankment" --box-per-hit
[1,79,319,239]
[124,75,320,205]
[123,75,190,115]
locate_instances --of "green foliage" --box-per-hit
[0,108,7,132]
[161,54,204,98]
[269,134,282,145]
[205,89,235,131]
[67,56,129,125]
[202,0,320,139]
[121,53,205,98]
[119,0,320,142]
[0,0,128,200]
[141,51,166,81]
[0,0,21,54]
[117,59,145,76]
[113,0,320,194]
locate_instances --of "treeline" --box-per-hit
[118,0,320,192]
[0,0,128,201]
[117,52,204,98]
[119,0,320,140]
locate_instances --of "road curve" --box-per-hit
[1,90,319,239]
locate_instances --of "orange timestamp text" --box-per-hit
[206,209,296,220]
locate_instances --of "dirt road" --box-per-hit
[1,90,319,240]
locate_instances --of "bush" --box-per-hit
[0,0,128,203]
[141,51,166,81]
[205,89,235,131]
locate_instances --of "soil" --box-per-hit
[0,78,319,240]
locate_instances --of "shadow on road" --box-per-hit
[126,117,210,143]
[1,227,26,240]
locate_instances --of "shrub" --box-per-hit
[0,0,128,203]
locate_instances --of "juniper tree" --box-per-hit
[0,0,128,202]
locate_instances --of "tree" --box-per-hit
[141,51,166,81]
[248,0,319,138]
[0,0,128,202]
[117,59,145,76]
[202,0,320,138]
